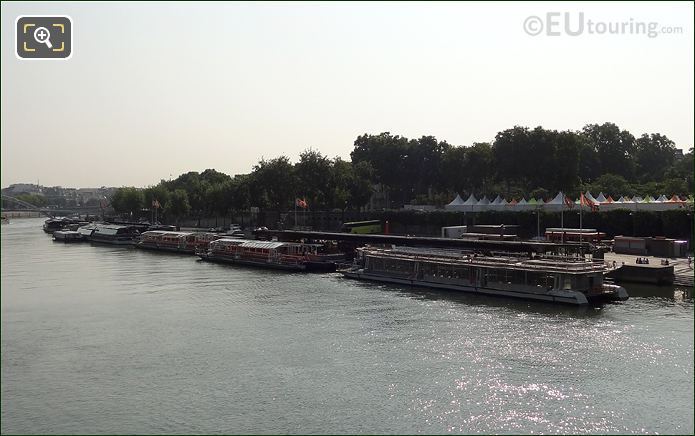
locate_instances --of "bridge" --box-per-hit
[1,195,103,218]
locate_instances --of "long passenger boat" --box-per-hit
[197,238,339,272]
[137,231,220,254]
[43,217,88,233]
[89,224,140,245]
[342,246,628,305]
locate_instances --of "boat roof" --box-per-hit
[360,246,606,274]
[141,230,194,237]
[95,224,134,230]
[213,238,321,249]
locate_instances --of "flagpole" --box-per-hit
[579,193,583,245]
[294,198,297,229]
[560,191,564,244]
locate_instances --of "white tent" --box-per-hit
[445,194,465,211]
[515,198,530,211]
[544,191,570,212]
[476,196,491,212]
[459,194,478,212]
[656,194,669,202]
[595,192,608,203]
[489,195,505,211]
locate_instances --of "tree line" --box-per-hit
[107,121,692,220]
[351,123,692,207]
[110,151,373,223]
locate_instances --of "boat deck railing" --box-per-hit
[361,248,607,274]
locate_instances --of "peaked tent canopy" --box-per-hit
[584,192,599,204]
[447,194,465,206]
[462,194,478,205]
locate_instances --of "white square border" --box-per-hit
[15,15,73,61]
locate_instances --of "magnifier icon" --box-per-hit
[33,26,53,49]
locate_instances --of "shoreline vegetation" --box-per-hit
[7,122,694,238]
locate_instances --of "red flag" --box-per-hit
[564,195,575,209]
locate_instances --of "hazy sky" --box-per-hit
[1,1,693,188]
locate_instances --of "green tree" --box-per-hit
[585,173,630,197]
[168,189,191,224]
[442,146,468,195]
[493,126,533,191]
[229,175,252,213]
[466,142,494,193]
[403,136,450,196]
[252,156,298,211]
[295,148,332,209]
[351,132,409,207]
[143,184,171,212]
[553,130,581,192]
[326,157,352,210]
[581,122,636,181]
[347,160,374,210]
[634,133,677,182]
[110,187,144,217]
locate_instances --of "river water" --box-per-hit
[1,218,693,434]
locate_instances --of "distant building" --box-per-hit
[2,183,117,207]
[77,187,116,206]
[4,183,42,195]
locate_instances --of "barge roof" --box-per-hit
[361,247,607,274]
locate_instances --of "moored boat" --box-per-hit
[89,224,140,245]
[197,238,338,272]
[43,218,68,233]
[43,217,88,233]
[53,230,85,243]
[77,223,98,240]
[137,231,220,254]
[342,246,628,305]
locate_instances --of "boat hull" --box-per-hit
[53,230,85,244]
[198,252,307,271]
[342,269,592,305]
[89,237,136,245]
[136,243,194,254]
